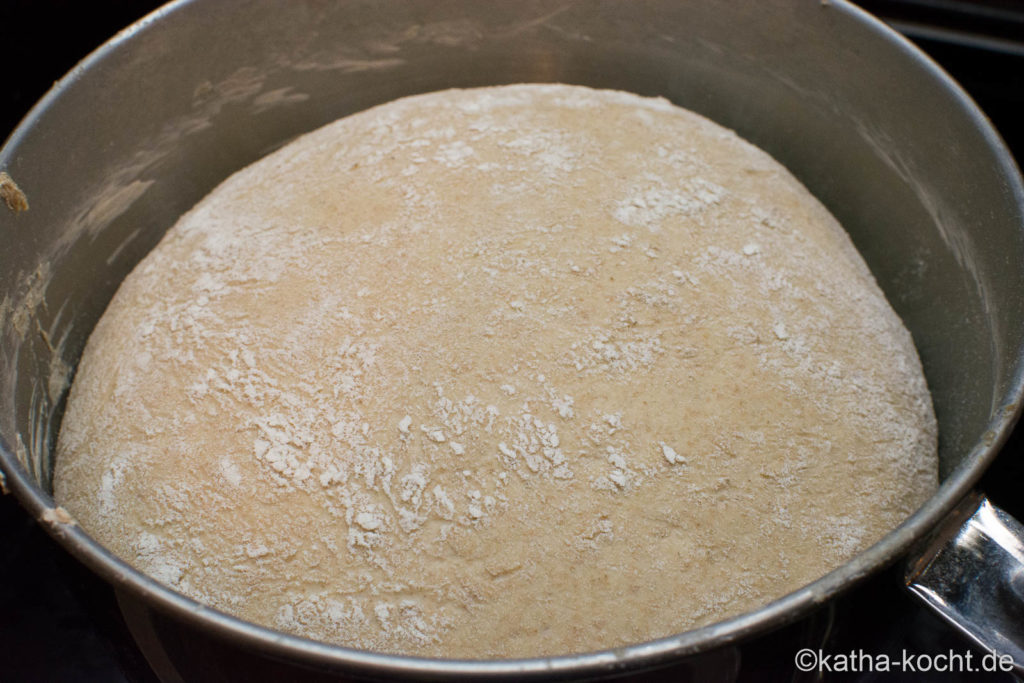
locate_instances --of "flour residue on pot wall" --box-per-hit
[0,172,29,214]
[854,117,1006,420]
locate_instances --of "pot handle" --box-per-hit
[905,491,1024,672]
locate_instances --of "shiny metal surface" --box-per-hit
[1,0,1023,678]
[907,493,1024,672]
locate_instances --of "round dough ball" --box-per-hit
[55,84,937,658]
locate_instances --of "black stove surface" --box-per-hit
[1,2,1022,681]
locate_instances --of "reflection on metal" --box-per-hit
[907,492,1024,673]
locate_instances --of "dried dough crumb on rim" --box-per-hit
[54,84,937,659]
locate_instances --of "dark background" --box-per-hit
[1,1,1022,681]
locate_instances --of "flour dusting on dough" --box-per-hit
[54,85,937,658]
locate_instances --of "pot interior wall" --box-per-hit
[1,0,1022,508]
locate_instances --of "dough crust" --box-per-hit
[55,84,937,658]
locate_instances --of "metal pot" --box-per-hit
[1,0,1022,679]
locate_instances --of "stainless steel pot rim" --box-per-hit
[2,0,1023,678]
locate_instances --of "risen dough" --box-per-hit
[54,84,937,658]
